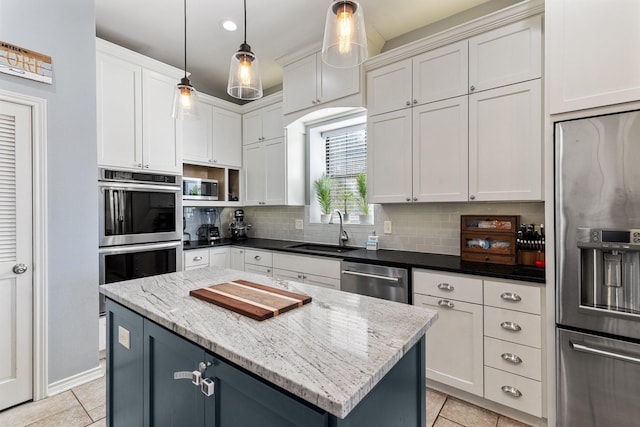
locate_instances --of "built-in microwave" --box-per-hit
[183,177,219,201]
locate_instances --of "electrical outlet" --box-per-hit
[384,221,392,234]
[295,219,304,230]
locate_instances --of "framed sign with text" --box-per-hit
[0,40,52,84]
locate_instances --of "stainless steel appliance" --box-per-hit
[98,241,182,315]
[229,209,249,240]
[341,261,409,304]
[98,168,182,246]
[182,177,218,201]
[98,168,183,315]
[556,110,640,426]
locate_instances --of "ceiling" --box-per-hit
[95,0,499,103]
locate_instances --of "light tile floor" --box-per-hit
[0,370,529,427]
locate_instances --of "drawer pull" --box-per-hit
[500,321,522,332]
[500,352,523,364]
[500,292,522,302]
[437,283,454,292]
[254,255,261,261]
[437,300,455,309]
[193,256,203,261]
[501,385,522,398]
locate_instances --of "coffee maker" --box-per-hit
[196,208,220,243]
[229,209,250,240]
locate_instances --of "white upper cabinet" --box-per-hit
[96,39,182,174]
[468,80,542,201]
[366,59,412,116]
[242,103,284,145]
[283,52,360,115]
[96,52,143,169]
[548,0,640,114]
[179,95,241,168]
[413,40,468,105]
[412,96,469,202]
[367,109,413,204]
[468,15,542,93]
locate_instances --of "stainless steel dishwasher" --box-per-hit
[340,261,410,304]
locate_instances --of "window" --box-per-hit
[323,124,367,218]
[308,113,371,224]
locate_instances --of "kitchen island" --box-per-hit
[100,267,438,427]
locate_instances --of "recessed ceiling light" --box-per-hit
[221,20,237,31]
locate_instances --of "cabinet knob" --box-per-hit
[437,283,454,292]
[469,195,476,200]
[413,99,418,105]
[437,300,455,309]
[144,164,150,168]
[316,99,321,104]
[254,255,261,261]
[312,100,317,105]
[500,292,522,302]
[193,256,203,261]
[405,101,411,106]
[500,321,522,332]
[267,269,271,273]
[297,274,303,279]
[501,385,522,398]
[135,163,143,168]
[406,197,411,202]
[470,85,476,92]
[413,197,418,202]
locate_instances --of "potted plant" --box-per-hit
[314,174,333,223]
[341,191,354,221]
[356,172,371,224]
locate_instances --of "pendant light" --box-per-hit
[227,0,263,100]
[171,0,199,119]
[321,0,368,68]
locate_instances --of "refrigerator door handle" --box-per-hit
[571,341,640,365]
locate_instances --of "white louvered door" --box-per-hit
[0,100,33,410]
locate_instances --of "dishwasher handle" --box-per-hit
[341,270,400,282]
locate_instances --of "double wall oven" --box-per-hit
[98,169,182,315]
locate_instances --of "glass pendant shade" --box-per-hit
[322,0,368,68]
[227,43,263,100]
[171,76,199,120]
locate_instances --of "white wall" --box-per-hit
[0,0,98,385]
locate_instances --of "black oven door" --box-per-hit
[98,241,183,315]
[99,181,181,246]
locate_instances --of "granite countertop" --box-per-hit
[100,267,438,418]
[183,238,546,283]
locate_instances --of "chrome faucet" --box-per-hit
[334,210,349,246]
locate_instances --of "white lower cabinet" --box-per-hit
[413,269,545,419]
[244,249,273,277]
[230,247,245,271]
[413,270,484,396]
[209,247,230,269]
[272,252,341,290]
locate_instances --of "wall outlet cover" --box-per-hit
[118,325,130,350]
[295,219,304,230]
[384,221,392,234]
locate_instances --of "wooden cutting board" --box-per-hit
[189,279,312,321]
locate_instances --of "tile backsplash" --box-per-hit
[233,202,544,256]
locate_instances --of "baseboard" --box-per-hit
[46,364,104,397]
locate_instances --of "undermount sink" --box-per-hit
[286,243,360,254]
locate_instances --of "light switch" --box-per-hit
[295,219,304,230]
[118,325,130,349]
[384,221,392,234]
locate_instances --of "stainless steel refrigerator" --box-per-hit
[556,110,640,426]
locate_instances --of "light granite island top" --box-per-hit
[100,266,438,420]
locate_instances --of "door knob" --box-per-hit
[13,263,27,274]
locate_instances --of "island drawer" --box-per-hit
[244,249,273,267]
[484,366,542,417]
[273,253,341,279]
[484,280,541,314]
[245,264,273,277]
[413,269,482,304]
[484,336,541,381]
[484,306,541,348]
